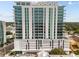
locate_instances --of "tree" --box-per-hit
[49,48,67,55]
[6,31,13,35]
[0,43,4,47]
[74,29,79,33]
[74,50,79,55]
[9,51,17,56]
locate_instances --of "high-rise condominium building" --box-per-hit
[14,2,69,53]
[0,21,6,46]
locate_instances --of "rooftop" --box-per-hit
[14,2,58,6]
[70,35,79,42]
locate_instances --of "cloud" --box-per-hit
[68,1,72,5]
[0,12,14,22]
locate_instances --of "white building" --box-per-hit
[14,2,69,53]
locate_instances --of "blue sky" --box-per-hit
[0,1,13,22]
[0,1,79,22]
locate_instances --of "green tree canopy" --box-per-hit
[74,50,79,55]
[49,48,67,55]
[6,31,13,35]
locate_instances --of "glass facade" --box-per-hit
[49,8,53,39]
[14,6,22,39]
[14,6,64,40]
[16,2,30,5]
[14,2,67,51]
[36,40,42,49]
[54,8,56,39]
[32,8,46,39]
[57,6,64,39]
[0,21,4,45]
[25,8,29,39]
[49,6,64,39]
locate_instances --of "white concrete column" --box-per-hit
[29,7,32,39]
[3,21,6,43]
[46,8,49,39]
[52,7,55,39]
[22,7,25,39]
[55,6,58,39]
[43,8,45,39]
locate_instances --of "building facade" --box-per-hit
[0,21,6,46]
[14,2,69,52]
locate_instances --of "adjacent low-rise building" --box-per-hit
[69,35,79,52]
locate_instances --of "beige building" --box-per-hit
[69,36,79,52]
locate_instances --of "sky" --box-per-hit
[0,1,79,22]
